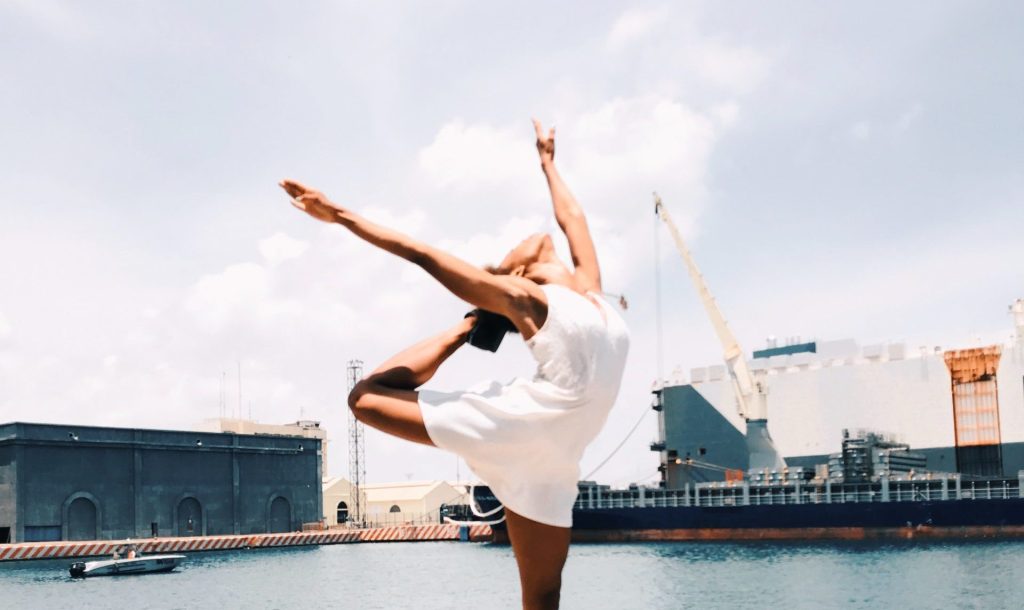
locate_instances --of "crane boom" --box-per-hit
[654,195,761,419]
[654,193,785,471]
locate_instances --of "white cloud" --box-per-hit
[606,6,669,51]
[711,101,740,127]
[357,206,428,238]
[417,120,534,191]
[437,214,548,269]
[0,310,10,340]
[604,6,773,96]
[421,95,719,208]
[415,94,724,301]
[184,262,302,333]
[568,96,717,198]
[413,94,723,302]
[186,263,270,318]
[259,232,309,266]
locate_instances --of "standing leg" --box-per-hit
[504,509,571,610]
[347,316,475,446]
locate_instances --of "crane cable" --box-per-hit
[582,405,652,480]
[582,199,664,481]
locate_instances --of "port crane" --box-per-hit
[654,194,786,472]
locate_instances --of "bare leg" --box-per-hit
[366,316,475,390]
[505,509,571,610]
[347,317,474,446]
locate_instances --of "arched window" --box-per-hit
[67,496,98,541]
[176,496,202,537]
[389,505,401,513]
[269,496,291,533]
[336,501,349,524]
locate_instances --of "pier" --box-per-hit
[0,523,493,562]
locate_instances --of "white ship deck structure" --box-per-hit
[655,300,1024,486]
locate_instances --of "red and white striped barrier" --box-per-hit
[0,523,493,561]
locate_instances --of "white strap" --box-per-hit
[444,484,506,526]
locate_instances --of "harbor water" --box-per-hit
[2,540,1022,609]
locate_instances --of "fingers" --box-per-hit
[278,179,309,198]
[530,119,556,146]
[294,192,323,209]
[532,118,545,140]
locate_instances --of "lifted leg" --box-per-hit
[347,317,474,445]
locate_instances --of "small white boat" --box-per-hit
[69,544,185,577]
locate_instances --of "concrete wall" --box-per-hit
[0,422,323,543]
[0,432,14,543]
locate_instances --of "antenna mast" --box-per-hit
[347,360,366,527]
[236,360,242,420]
[219,371,226,418]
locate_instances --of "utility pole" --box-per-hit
[236,361,242,420]
[347,360,366,527]
[219,371,226,418]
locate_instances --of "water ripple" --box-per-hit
[2,540,1022,609]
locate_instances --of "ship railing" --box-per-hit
[573,475,1023,510]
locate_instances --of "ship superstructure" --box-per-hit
[653,301,1024,486]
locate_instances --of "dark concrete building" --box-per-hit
[0,422,323,543]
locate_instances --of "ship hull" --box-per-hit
[490,499,1024,543]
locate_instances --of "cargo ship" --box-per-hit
[475,300,1024,542]
[473,199,1024,542]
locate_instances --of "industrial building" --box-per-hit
[198,417,329,474]
[0,421,323,544]
[322,476,363,526]
[322,478,467,527]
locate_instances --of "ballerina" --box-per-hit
[280,119,629,610]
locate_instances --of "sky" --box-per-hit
[1,1,1022,486]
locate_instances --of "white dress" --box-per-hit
[419,283,630,527]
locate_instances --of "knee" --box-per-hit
[524,581,561,610]
[347,379,376,420]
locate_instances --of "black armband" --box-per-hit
[466,310,517,352]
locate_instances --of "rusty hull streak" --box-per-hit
[492,526,1024,544]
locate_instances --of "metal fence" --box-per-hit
[356,510,444,528]
[573,473,1024,511]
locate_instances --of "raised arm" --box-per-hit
[280,180,548,338]
[533,119,602,293]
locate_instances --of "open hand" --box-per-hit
[279,179,346,224]
[532,118,555,164]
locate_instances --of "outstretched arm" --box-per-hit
[279,180,548,338]
[533,119,602,293]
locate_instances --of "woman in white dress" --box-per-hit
[280,120,629,610]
